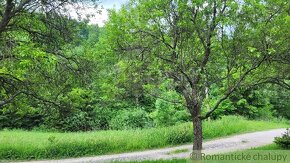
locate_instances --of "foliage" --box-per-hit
[202,85,237,119]
[269,87,290,119]
[0,106,43,129]
[0,0,102,131]
[274,128,290,149]
[0,0,290,136]
[104,0,290,150]
[61,111,97,132]
[230,88,274,120]
[110,108,153,130]
[93,106,116,130]
[152,90,190,127]
[40,88,98,131]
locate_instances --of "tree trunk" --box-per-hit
[193,115,202,151]
[183,90,203,161]
[190,104,203,161]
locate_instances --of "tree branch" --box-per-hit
[201,56,267,119]
[0,91,23,107]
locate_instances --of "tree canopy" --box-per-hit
[0,0,289,153]
[104,0,290,150]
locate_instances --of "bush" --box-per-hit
[151,90,190,127]
[230,88,274,120]
[94,106,116,130]
[203,98,236,119]
[109,107,153,130]
[41,88,99,131]
[62,111,97,132]
[0,106,43,130]
[270,87,290,119]
[274,128,290,149]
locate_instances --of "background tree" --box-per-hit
[0,0,98,107]
[0,0,102,130]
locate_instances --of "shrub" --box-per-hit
[41,88,99,131]
[230,88,274,120]
[62,111,97,132]
[94,106,116,130]
[270,87,290,120]
[151,91,190,127]
[109,107,153,130]
[203,98,236,119]
[274,128,290,149]
[0,106,43,130]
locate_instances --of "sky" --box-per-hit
[87,0,129,26]
[68,0,128,26]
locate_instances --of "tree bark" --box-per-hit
[190,104,203,161]
[193,115,202,151]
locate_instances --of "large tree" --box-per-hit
[105,0,290,156]
[0,0,98,107]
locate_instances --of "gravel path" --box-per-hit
[19,129,286,163]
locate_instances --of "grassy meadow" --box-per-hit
[0,116,289,160]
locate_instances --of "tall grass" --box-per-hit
[0,116,288,160]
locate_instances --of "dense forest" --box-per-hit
[0,0,289,137]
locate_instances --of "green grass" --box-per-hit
[167,149,189,155]
[251,143,285,150]
[0,116,289,160]
[122,159,186,163]
[124,144,289,163]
